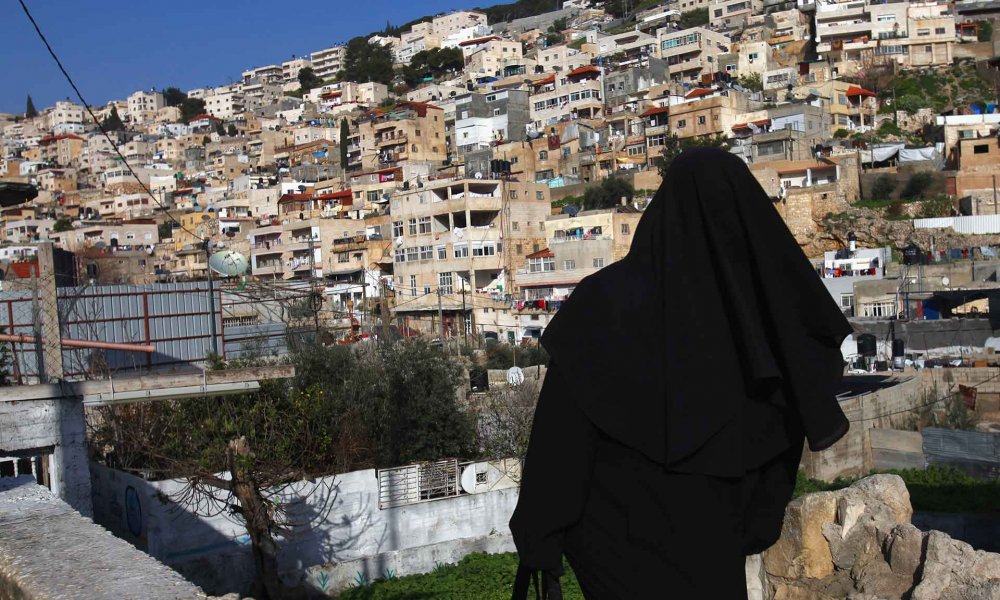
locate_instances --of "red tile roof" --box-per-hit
[39,134,84,145]
[190,113,222,121]
[315,189,353,201]
[684,88,715,99]
[526,248,554,259]
[459,35,500,47]
[532,75,556,86]
[845,85,876,98]
[567,65,600,77]
[639,105,670,118]
[278,193,313,204]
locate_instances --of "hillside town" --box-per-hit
[1,0,1000,598]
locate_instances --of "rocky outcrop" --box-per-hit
[803,207,998,257]
[754,474,1000,600]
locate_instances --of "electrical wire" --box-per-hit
[847,370,1000,423]
[17,0,208,243]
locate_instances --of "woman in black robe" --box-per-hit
[509,148,853,599]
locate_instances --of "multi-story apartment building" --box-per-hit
[657,27,732,84]
[730,102,828,162]
[48,218,158,252]
[388,178,550,335]
[526,43,595,76]
[127,90,165,124]
[241,64,283,85]
[668,88,751,140]
[46,101,85,130]
[3,218,55,244]
[397,23,443,65]
[309,82,389,110]
[203,91,246,121]
[461,37,525,79]
[454,90,531,153]
[901,2,955,67]
[710,0,764,31]
[37,134,84,167]
[433,11,489,39]
[513,206,642,338]
[357,101,447,172]
[310,45,346,81]
[281,57,312,83]
[529,66,604,131]
[592,30,659,60]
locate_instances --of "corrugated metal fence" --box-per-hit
[0,282,223,382]
[922,427,1000,479]
[914,215,1000,235]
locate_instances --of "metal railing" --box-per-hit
[377,459,462,509]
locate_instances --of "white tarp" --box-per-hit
[898,147,939,162]
[861,144,940,164]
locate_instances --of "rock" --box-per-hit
[911,531,1000,600]
[849,475,912,527]
[764,491,838,580]
[745,554,766,600]
[885,523,924,584]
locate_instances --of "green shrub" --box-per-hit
[886,200,906,219]
[919,194,954,218]
[901,171,935,200]
[833,128,850,139]
[871,174,897,200]
[977,20,993,42]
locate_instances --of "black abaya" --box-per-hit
[509,148,853,599]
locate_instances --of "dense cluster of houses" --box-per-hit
[2,0,998,340]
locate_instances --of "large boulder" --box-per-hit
[755,474,1000,600]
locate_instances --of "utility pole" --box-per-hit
[380,280,391,344]
[461,287,468,347]
[203,241,219,357]
[437,287,446,353]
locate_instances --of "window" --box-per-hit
[395,247,406,262]
[539,150,548,160]
[454,243,469,258]
[917,28,930,36]
[437,245,446,259]
[494,108,502,116]
[419,245,433,260]
[410,275,417,296]
[392,221,403,237]
[935,27,945,35]
[697,115,706,125]
[924,45,932,52]
[528,256,555,272]
[676,119,686,128]
[516,243,523,254]
[415,129,421,137]
[407,218,417,235]
[564,259,576,270]
[472,242,497,256]
[536,191,544,200]
[840,294,854,309]
[512,221,519,230]
[411,144,417,152]
[861,300,896,318]
[439,271,453,294]
[593,257,605,268]
[562,147,571,157]
[649,134,665,146]
[621,223,630,235]
[367,190,380,203]
[424,286,431,295]
[418,216,431,234]
[338,252,350,263]
[406,247,418,261]
[974,144,989,154]
[509,190,518,199]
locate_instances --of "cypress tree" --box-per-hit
[25,95,38,118]
[339,118,349,170]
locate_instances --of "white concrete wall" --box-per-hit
[0,397,91,517]
[90,461,521,596]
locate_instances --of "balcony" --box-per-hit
[254,262,283,276]
[332,234,367,251]
[250,241,283,256]
[376,133,408,147]
[644,124,668,136]
[284,235,319,252]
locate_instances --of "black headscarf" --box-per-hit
[540,148,853,474]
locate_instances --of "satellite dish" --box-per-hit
[507,366,524,387]
[941,276,950,287]
[474,172,483,179]
[95,241,107,249]
[394,236,404,247]
[208,249,250,277]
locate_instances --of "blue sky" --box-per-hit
[2,0,481,114]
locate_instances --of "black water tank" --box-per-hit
[903,244,922,265]
[892,338,905,357]
[857,334,877,357]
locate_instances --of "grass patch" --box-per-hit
[795,466,1000,513]
[337,552,585,599]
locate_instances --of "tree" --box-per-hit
[297,66,323,93]
[25,95,38,118]
[475,378,541,467]
[582,176,636,210]
[215,120,226,137]
[871,174,896,200]
[52,218,74,233]
[339,118,349,170]
[162,87,187,107]
[227,124,238,137]
[678,7,709,29]
[654,133,730,176]
[101,106,124,131]
[738,72,763,92]
[89,338,478,596]
[901,171,935,200]
[179,97,206,124]
[157,223,174,240]
[401,47,465,86]
[338,38,395,85]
